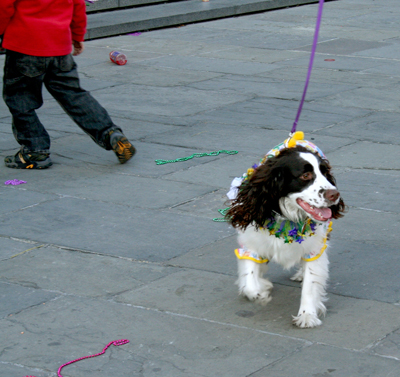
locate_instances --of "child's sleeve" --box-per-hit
[0,0,17,36]
[71,0,87,42]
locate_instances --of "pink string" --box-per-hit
[24,339,129,377]
[291,0,325,134]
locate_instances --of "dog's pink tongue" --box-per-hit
[296,199,332,221]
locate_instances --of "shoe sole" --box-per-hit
[4,155,52,169]
[112,137,136,164]
[4,161,53,169]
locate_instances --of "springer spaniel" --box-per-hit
[226,134,345,328]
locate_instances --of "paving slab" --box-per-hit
[144,125,352,159]
[333,169,400,213]
[331,207,397,247]
[88,81,251,117]
[144,23,333,50]
[0,246,178,298]
[113,269,400,350]
[265,65,399,89]
[314,111,400,145]
[0,281,59,319]
[371,328,400,360]
[297,38,391,55]
[328,141,400,170]
[167,230,400,304]
[189,97,370,132]
[6,166,217,210]
[0,196,232,261]
[78,61,224,87]
[168,234,239,276]
[0,295,309,377]
[251,343,400,377]
[0,185,59,215]
[317,84,400,113]
[187,74,357,101]
[0,237,44,261]
[278,54,385,72]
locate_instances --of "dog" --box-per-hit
[226,133,346,328]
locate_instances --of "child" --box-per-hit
[0,0,135,169]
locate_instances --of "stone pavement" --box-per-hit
[1,0,400,375]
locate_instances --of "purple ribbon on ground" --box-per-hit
[5,179,27,185]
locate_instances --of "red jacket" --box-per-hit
[0,0,87,56]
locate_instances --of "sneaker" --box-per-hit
[108,130,136,164]
[4,151,52,169]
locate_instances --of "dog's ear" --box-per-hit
[320,159,337,187]
[226,160,285,230]
[331,197,347,219]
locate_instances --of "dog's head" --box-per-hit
[227,146,346,230]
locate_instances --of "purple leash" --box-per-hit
[21,4,325,377]
[291,0,325,134]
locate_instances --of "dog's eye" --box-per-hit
[300,172,313,181]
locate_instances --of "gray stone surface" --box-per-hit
[0,196,232,261]
[0,246,179,297]
[0,281,59,319]
[1,0,400,375]
[251,344,400,376]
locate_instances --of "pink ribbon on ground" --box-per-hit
[24,339,129,377]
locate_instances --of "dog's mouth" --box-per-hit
[296,198,332,222]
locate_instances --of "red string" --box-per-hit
[24,339,129,377]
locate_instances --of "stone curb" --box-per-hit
[86,0,321,39]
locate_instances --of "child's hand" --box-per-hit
[72,40,84,56]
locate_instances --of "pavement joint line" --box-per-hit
[46,244,162,264]
[355,206,398,215]
[360,330,400,354]
[1,280,67,297]
[9,244,46,259]
[4,293,62,319]
[113,302,400,358]
[1,235,40,245]
[120,301,315,345]
[348,167,400,171]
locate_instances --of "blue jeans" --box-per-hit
[2,50,120,153]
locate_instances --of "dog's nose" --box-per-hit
[324,189,340,202]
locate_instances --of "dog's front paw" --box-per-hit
[239,279,273,306]
[242,288,272,306]
[292,312,322,328]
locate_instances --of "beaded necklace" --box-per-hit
[262,216,317,244]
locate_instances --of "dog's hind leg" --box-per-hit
[236,259,273,305]
[292,251,329,328]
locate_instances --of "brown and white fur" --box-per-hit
[227,146,346,328]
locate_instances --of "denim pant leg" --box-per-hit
[2,51,51,153]
[44,54,120,150]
